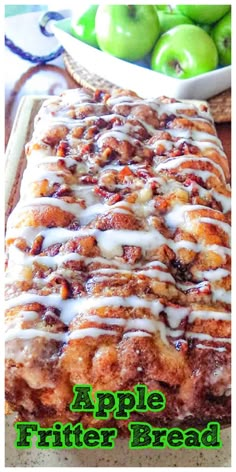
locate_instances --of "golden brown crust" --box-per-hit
[5,88,231,429]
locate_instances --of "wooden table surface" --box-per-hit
[5,45,231,172]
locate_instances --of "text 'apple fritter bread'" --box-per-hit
[5,88,231,430]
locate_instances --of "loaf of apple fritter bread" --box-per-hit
[5,88,231,430]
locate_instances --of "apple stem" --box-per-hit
[176,63,183,75]
[127,5,136,19]
[223,37,231,49]
[169,60,183,75]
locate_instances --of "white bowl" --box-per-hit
[53,18,231,100]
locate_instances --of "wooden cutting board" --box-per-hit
[5,96,45,220]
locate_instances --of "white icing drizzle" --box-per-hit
[212,289,231,304]
[90,267,175,284]
[174,137,226,157]
[94,229,163,258]
[196,343,226,352]
[123,331,151,338]
[6,226,231,262]
[183,181,231,214]
[21,169,64,190]
[186,332,231,343]
[88,315,125,326]
[166,328,184,338]
[5,292,191,332]
[40,228,96,249]
[4,317,183,346]
[176,281,209,292]
[150,137,226,160]
[27,154,79,169]
[135,269,174,283]
[165,203,224,229]
[84,314,181,342]
[35,104,109,133]
[204,243,230,257]
[198,217,231,241]
[5,328,66,343]
[189,311,231,322]
[8,197,84,225]
[194,268,230,282]
[5,327,117,344]
[154,155,226,181]
[5,304,231,346]
[4,326,154,346]
[124,318,158,333]
[20,310,38,321]
[37,112,125,129]
[211,190,231,213]
[7,245,136,270]
[157,127,222,147]
[6,226,45,245]
[9,196,155,227]
[177,168,219,182]
[108,95,213,122]
[95,229,231,260]
[69,328,118,340]
[96,127,139,147]
[8,246,185,288]
[165,306,189,329]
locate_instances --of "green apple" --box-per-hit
[212,12,231,66]
[71,5,98,48]
[176,5,231,25]
[157,10,194,34]
[95,4,160,61]
[154,5,172,12]
[151,25,218,79]
[197,24,212,34]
